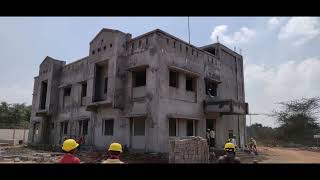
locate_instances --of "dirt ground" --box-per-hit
[258,146,320,163]
[2,145,320,163]
[0,145,168,164]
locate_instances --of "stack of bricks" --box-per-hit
[168,136,209,163]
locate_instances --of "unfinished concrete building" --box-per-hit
[28,28,249,152]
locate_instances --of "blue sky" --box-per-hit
[1,17,320,127]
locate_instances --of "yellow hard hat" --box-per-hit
[108,143,123,153]
[62,139,79,152]
[224,143,236,152]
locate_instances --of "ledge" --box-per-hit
[35,109,49,117]
[122,113,147,118]
[167,114,202,121]
[125,64,149,71]
[168,66,200,77]
[205,77,222,84]
[86,100,112,111]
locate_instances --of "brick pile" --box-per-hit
[169,136,209,163]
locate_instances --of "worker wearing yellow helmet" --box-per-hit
[217,142,241,164]
[102,142,124,164]
[59,139,81,164]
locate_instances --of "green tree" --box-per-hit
[272,97,320,145]
[247,123,276,145]
[0,101,31,129]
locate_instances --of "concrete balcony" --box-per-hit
[35,109,49,117]
[35,104,55,117]
[203,97,248,115]
[86,100,112,111]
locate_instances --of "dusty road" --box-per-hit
[259,147,320,163]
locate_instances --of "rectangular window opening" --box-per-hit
[205,80,217,96]
[134,118,145,136]
[64,87,71,97]
[186,76,195,91]
[104,119,114,136]
[169,70,179,88]
[81,83,87,97]
[187,120,194,136]
[104,77,108,93]
[39,81,48,110]
[78,119,89,136]
[61,122,68,135]
[133,70,146,87]
[169,119,176,136]
[83,120,88,135]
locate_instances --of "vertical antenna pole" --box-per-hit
[188,16,190,44]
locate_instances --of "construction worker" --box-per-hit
[209,129,215,147]
[231,135,238,149]
[250,137,257,148]
[218,142,241,164]
[249,137,258,155]
[59,139,81,164]
[244,145,251,154]
[102,143,124,164]
[206,129,211,146]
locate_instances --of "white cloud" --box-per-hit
[210,25,256,45]
[267,17,281,30]
[244,57,320,127]
[278,17,320,46]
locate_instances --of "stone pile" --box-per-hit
[169,136,209,163]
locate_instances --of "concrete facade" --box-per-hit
[28,28,249,152]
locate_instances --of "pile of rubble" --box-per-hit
[0,145,168,164]
[77,150,168,164]
[304,146,320,152]
[168,136,209,163]
[0,146,63,163]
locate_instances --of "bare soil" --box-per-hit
[3,145,320,164]
[258,146,320,163]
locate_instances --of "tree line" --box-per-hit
[0,101,31,129]
[248,97,320,147]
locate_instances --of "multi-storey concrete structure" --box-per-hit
[28,28,249,152]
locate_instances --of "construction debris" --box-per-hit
[0,145,168,163]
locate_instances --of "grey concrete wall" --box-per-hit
[217,46,246,147]
[28,28,247,152]
[94,108,126,149]
[0,129,29,144]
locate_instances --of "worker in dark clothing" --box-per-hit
[218,142,241,164]
[206,129,211,146]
